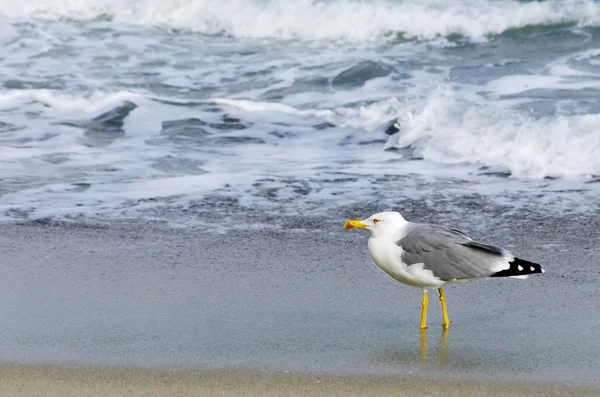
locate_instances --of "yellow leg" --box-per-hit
[420,290,428,329]
[438,287,451,329]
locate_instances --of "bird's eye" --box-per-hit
[373,219,380,224]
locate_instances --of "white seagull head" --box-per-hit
[344,211,407,238]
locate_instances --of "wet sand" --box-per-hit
[0,212,599,393]
[1,365,598,397]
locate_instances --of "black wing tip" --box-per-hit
[490,257,545,278]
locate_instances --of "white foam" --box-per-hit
[485,51,600,96]
[380,87,600,179]
[0,89,141,114]
[163,93,600,181]
[1,82,600,225]
[210,98,332,118]
[1,0,600,41]
[3,87,600,184]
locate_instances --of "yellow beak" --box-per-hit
[344,220,367,229]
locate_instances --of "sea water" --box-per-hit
[1,0,600,227]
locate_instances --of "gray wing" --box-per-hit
[397,223,511,281]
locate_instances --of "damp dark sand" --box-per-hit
[1,365,598,397]
[0,211,599,395]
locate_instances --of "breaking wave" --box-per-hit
[1,0,600,41]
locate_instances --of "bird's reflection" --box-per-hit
[419,328,449,367]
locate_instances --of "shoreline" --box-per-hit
[1,365,598,397]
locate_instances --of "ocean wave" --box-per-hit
[3,88,600,182]
[1,87,599,225]
[185,93,600,180]
[375,88,600,179]
[1,0,599,41]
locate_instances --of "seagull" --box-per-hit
[344,211,544,329]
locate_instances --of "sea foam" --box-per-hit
[378,89,600,179]
[1,0,600,41]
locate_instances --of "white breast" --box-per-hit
[367,237,446,289]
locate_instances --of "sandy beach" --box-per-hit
[1,211,599,395]
[1,365,598,397]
